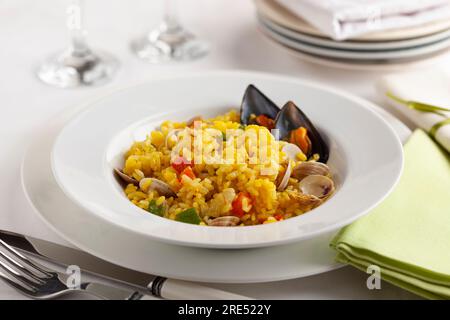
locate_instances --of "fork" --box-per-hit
[0,239,153,300]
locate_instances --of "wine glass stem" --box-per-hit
[68,0,90,56]
[162,0,181,32]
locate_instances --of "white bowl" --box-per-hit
[51,71,403,249]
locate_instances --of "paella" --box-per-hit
[115,85,334,226]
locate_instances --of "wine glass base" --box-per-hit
[131,29,209,63]
[36,50,119,88]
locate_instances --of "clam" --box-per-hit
[207,216,240,227]
[277,160,292,191]
[240,84,280,126]
[282,143,303,161]
[277,143,322,191]
[139,178,177,198]
[292,162,330,180]
[288,191,322,211]
[274,101,329,163]
[114,168,138,185]
[299,175,334,199]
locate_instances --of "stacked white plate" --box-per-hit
[255,0,450,70]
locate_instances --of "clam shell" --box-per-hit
[277,161,292,191]
[207,216,240,227]
[139,178,177,198]
[114,168,138,185]
[292,162,330,180]
[299,175,334,199]
[282,143,302,161]
[288,191,322,211]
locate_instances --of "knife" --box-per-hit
[0,230,250,300]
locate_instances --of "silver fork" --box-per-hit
[0,239,152,300]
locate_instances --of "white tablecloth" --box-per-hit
[1,0,447,300]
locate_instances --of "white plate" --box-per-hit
[51,71,404,249]
[21,84,411,283]
[261,30,450,71]
[260,21,450,61]
[255,0,450,42]
[260,15,450,51]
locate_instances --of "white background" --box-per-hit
[1,0,447,299]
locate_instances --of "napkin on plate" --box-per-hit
[331,130,450,299]
[276,0,450,40]
[377,68,450,153]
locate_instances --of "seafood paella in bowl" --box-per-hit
[116,85,335,227]
[51,71,403,248]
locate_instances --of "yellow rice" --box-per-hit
[122,109,326,226]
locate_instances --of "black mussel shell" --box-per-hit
[240,84,280,125]
[274,101,329,163]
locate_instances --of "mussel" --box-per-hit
[240,84,280,126]
[274,101,329,163]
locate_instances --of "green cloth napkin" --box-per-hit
[331,129,450,300]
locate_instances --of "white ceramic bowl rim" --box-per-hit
[51,71,404,248]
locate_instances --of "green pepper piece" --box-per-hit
[175,208,201,225]
[147,200,164,217]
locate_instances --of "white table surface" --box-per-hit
[1,0,447,300]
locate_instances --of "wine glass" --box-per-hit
[131,0,209,63]
[36,0,118,88]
